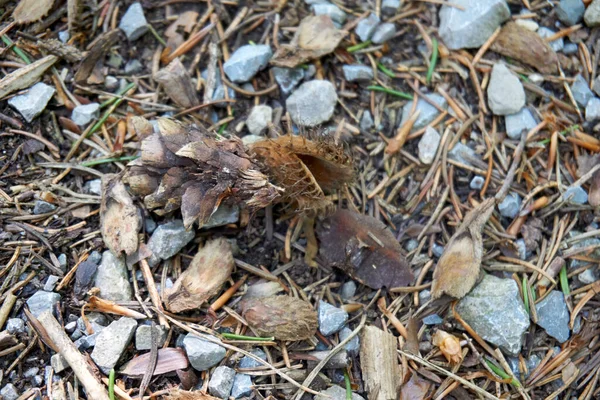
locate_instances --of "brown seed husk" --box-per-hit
[241,295,318,341]
[164,238,234,313]
[432,330,462,365]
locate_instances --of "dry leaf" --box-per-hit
[120,348,189,376]
[241,295,318,341]
[432,330,462,365]
[13,0,54,24]
[317,209,414,289]
[154,58,199,108]
[399,373,432,400]
[0,55,58,99]
[100,174,141,256]
[164,238,234,313]
[75,29,120,83]
[431,198,495,299]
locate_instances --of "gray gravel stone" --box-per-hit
[448,142,477,166]
[371,23,396,44]
[239,348,267,369]
[571,74,594,107]
[418,126,440,164]
[423,314,444,325]
[135,325,168,350]
[439,0,510,50]
[6,318,25,334]
[272,67,304,94]
[202,69,236,106]
[584,0,600,27]
[183,334,226,371]
[318,301,348,336]
[360,110,374,131]
[381,0,401,14]
[505,108,537,139]
[355,13,380,42]
[315,385,365,400]
[44,275,60,291]
[124,59,143,74]
[209,366,236,399]
[224,45,272,83]
[470,176,485,190]
[578,268,597,284]
[1,384,18,400]
[58,253,67,270]
[91,317,137,374]
[119,2,148,41]
[231,374,253,399]
[148,220,195,261]
[562,42,579,54]
[515,238,527,260]
[498,192,522,219]
[487,63,525,115]
[398,93,448,131]
[557,0,585,26]
[202,204,240,229]
[586,97,600,121]
[8,82,55,123]
[33,200,56,214]
[94,251,132,301]
[26,291,60,318]
[105,76,119,91]
[246,105,273,135]
[537,27,564,52]
[563,186,588,204]
[456,274,530,355]
[51,353,69,373]
[287,80,337,126]
[535,291,570,343]
[340,281,357,300]
[71,103,100,126]
[58,31,69,43]
[85,179,102,195]
[339,326,360,356]
[312,3,346,24]
[342,65,373,82]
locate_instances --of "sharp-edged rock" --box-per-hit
[8,82,55,123]
[90,317,137,374]
[312,3,346,24]
[355,13,380,42]
[119,2,148,41]
[208,366,236,399]
[498,192,522,219]
[535,291,570,343]
[505,108,537,139]
[26,291,61,318]
[148,220,195,261]
[182,334,226,371]
[418,126,440,165]
[286,80,337,126]
[487,63,525,116]
[584,0,600,27]
[135,325,168,350]
[246,105,273,135]
[342,65,374,82]
[398,93,448,131]
[224,45,272,83]
[318,301,348,336]
[556,0,585,26]
[94,251,132,301]
[371,23,396,44]
[272,67,304,95]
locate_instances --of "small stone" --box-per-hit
[183,334,226,371]
[91,317,137,374]
[355,13,380,42]
[470,176,485,190]
[448,142,477,166]
[238,348,267,369]
[51,353,69,373]
[586,98,600,122]
[371,23,396,44]
[148,220,195,261]
[342,65,373,82]
[26,291,61,318]
[71,103,100,126]
[124,59,143,74]
[135,325,168,350]
[381,0,401,14]
[315,385,365,400]
[578,268,597,284]
[1,384,19,400]
[105,76,119,91]
[89,250,102,265]
[514,19,539,31]
[339,327,360,356]
[535,291,570,343]
[287,80,337,127]
[44,275,60,292]
[33,200,56,215]
[439,0,510,50]
[418,126,441,164]
[432,244,444,258]
[58,254,67,270]
[231,374,253,399]
[556,0,585,26]
[246,105,273,135]
[65,321,77,333]
[145,218,157,234]
[563,186,588,204]
[456,275,530,355]
[208,366,236,399]
[202,70,236,106]
[242,134,265,146]
[487,63,525,115]
[571,74,594,107]
[405,239,419,252]
[562,42,579,54]
[312,3,346,24]
[94,251,132,301]
[58,31,70,43]
[584,0,600,27]
[340,281,357,300]
[6,318,25,334]
[107,54,123,69]
[360,111,374,131]
[224,45,272,83]
[202,204,240,229]
[8,82,55,123]
[423,314,444,325]
[537,27,564,52]
[119,3,148,41]
[505,108,537,139]
[528,73,544,84]
[85,179,102,195]
[398,93,448,131]
[272,67,304,94]
[515,238,527,260]
[498,192,522,219]
[318,301,348,336]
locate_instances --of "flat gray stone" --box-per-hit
[340,281,357,300]
[272,67,304,94]
[119,2,148,41]
[148,220,195,260]
[487,63,525,115]
[355,13,380,42]
[8,82,55,123]
[342,65,373,82]
[562,42,579,54]
[371,23,396,44]
[381,0,401,14]
[537,27,564,52]
[209,366,236,399]
[6,318,25,334]
[470,176,485,190]
[578,268,597,284]
[71,103,100,126]
[586,97,600,121]
[505,108,537,139]
[247,105,273,135]
[563,186,588,204]
[231,374,253,399]
[339,326,359,356]
[51,353,69,373]
[439,0,510,50]
[26,291,60,318]
[318,301,348,336]
[312,3,346,24]
[33,200,56,215]
[456,274,530,356]
[202,204,240,229]
[287,80,337,126]
[1,384,18,400]
[94,251,132,301]
[556,0,585,26]
[224,45,272,83]
[418,126,440,164]
[360,111,374,131]
[58,31,69,43]
[498,192,522,219]
[448,142,477,166]
[135,325,168,350]
[85,179,102,195]
[91,317,137,374]
[315,385,365,400]
[105,76,119,91]
[398,93,448,131]
[77,313,107,332]
[43,275,60,291]
[125,59,143,74]
[183,334,226,371]
[239,348,267,369]
[584,0,600,27]
[571,74,593,107]
[535,291,570,343]
[423,314,444,325]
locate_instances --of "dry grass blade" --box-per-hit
[86,296,147,319]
